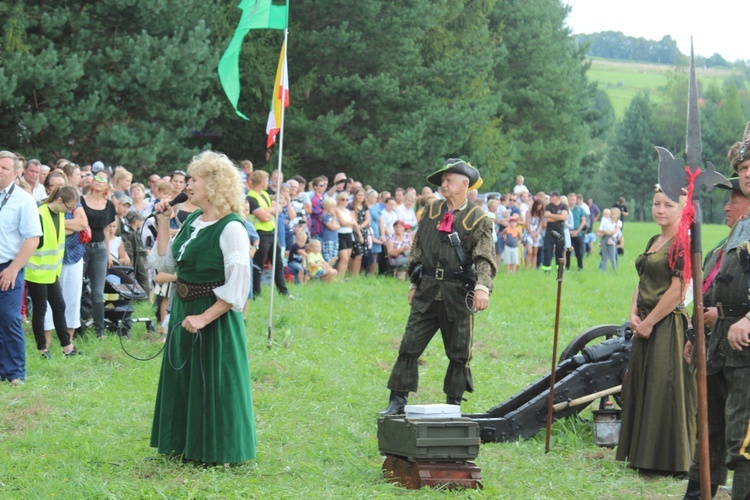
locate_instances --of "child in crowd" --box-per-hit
[123,211,149,293]
[107,221,130,265]
[141,180,175,300]
[501,215,521,273]
[305,238,337,283]
[596,208,618,271]
[242,199,260,319]
[486,199,499,246]
[321,197,340,264]
[287,231,308,284]
[153,269,177,343]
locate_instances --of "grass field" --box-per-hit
[588,57,739,118]
[0,222,730,499]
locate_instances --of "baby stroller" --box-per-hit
[104,264,155,338]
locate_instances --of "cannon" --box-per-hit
[464,323,633,443]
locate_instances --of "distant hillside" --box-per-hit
[587,57,741,118]
[576,31,736,68]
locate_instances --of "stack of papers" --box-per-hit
[404,404,461,419]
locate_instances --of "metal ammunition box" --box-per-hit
[377,417,480,461]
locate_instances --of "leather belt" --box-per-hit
[422,266,463,282]
[715,302,750,319]
[175,278,224,302]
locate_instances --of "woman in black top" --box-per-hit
[81,169,116,338]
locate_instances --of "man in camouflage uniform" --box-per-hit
[697,126,750,500]
[380,159,497,415]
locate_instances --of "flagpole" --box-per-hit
[267,29,289,349]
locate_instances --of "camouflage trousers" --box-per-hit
[386,299,474,398]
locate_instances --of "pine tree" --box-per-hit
[604,91,657,221]
[488,0,594,193]
[0,0,221,177]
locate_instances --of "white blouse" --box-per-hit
[148,217,250,312]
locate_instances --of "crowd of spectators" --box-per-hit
[6,153,630,350]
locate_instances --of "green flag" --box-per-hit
[218,0,288,120]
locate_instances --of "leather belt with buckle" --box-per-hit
[175,278,224,302]
[715,302,750,319]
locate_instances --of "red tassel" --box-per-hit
[669,167,701,280]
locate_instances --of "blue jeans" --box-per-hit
[599,237,618,270]
[83,241,108,335]
[0,263,26,381]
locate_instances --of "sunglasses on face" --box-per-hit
[94,175,109,183]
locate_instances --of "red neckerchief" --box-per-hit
[438,211,454,232]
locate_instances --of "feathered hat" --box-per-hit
[730,122,750,172]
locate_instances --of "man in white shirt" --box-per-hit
[0,151,43,385]
[23,159,47,202]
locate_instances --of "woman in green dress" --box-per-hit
[616,188,696,474]
[150,151,256,464]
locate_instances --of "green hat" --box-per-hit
[426,158,483,191]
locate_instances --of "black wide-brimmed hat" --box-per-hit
[426,159,483,190]
[716,176,742,194]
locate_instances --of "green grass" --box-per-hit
[588,57,740,118]
[0,222,729,498]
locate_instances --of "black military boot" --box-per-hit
[446,395,463,407]
[379,391,408,417]
[682,479,717,499]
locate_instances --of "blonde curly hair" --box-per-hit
[187,151,245,215]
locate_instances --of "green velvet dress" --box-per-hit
[150,211,256,463]
[615,235,696,473]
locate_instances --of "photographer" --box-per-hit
[326,172,348,199]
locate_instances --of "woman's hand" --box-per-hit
[633,321,653,339]
[153,199,173,226]
[107,256,113,269]
[182,314,208,334]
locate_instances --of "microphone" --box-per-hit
[147,192,188,219]
[550,230,563,241]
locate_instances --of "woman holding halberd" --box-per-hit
[150,151,256,464]
[615,186,696,475]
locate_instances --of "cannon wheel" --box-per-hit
[559,324,620,362]
[558,324,622,409]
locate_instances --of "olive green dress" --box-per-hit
[615,235,696,473]
[150,211,256,463]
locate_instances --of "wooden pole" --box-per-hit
[552,385,622,412]
[545,254,566,453]
[690,205,711,500]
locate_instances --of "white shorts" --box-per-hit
[502,246,519,265]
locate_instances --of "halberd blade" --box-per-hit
[656,146,686,202]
